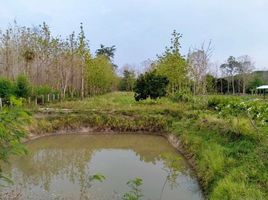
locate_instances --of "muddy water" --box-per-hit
[1,134,203,200]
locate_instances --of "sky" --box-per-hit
[0,0,268,71]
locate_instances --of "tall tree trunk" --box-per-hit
[81,64,84,99]
[232,76,235,94]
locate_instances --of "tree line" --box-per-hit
[127,31,259,99]
[0,21,263,102]
[0,21,118,100]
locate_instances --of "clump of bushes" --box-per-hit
[134,70,169,101]
[0,77,15,99]
[15,75,31,98]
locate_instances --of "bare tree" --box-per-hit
[237,55,255,94]
[187,41,213,95]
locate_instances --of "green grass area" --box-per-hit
[33,92,268,200]
[48,92,185,113]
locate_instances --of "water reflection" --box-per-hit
[1,134,203,200]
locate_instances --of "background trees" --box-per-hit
[0,22,119,99]
[119,66,136,91]
[220,55,255,94]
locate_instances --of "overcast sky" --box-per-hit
[0,0,268,70]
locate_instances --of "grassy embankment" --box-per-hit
[29,92,268,200]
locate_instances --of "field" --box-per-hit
[29,92,268,200]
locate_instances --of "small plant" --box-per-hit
[122,178,143,200]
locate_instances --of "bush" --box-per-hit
[134,70,169,101]
[15,75,31,98]
[0,77,15,99]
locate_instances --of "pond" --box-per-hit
[1,134,203,200]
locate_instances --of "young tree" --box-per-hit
[86,55,117,95]
[155,30,188,94]
[77,23,90,99]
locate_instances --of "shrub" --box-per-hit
[134,70,169,101]
[15,75,31,98]
[0,77,15,99]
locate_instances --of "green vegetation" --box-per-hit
[122,178,143,200]
[134,70,169,101]
[0,21,267,199]
[0,101,30,185]
[32,92,268,200]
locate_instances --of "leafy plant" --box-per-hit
[0,104,30,185]
[122,178,143,200]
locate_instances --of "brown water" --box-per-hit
[1,134,203,200]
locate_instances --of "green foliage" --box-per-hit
[171,89,193,102]
[89,173,106,182]
[0,77,15,99]
[15,74,31,98]
[32,85,58,97]
[155,30,188,94]
[96,44,116,61]
[120,69,136,91]
[134,71,169,101]
[86,55,118,95]
[122,178,143,200]
[0,105,30,184]
[28,92,268,199]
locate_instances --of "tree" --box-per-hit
[134,70,169,101]
[155,30,187,94]
[220,56,241,94]
[237,55,254,94]
[77,23,90,99]
[120,66,136,91]
[86,55,118,95]
[96,44,117,69]
[205,74,217,94]
[187,41,213,95]
[96,44,116,60]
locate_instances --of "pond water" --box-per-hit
[1,134,203,200]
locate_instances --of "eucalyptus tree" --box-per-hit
[77,23,91,99]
